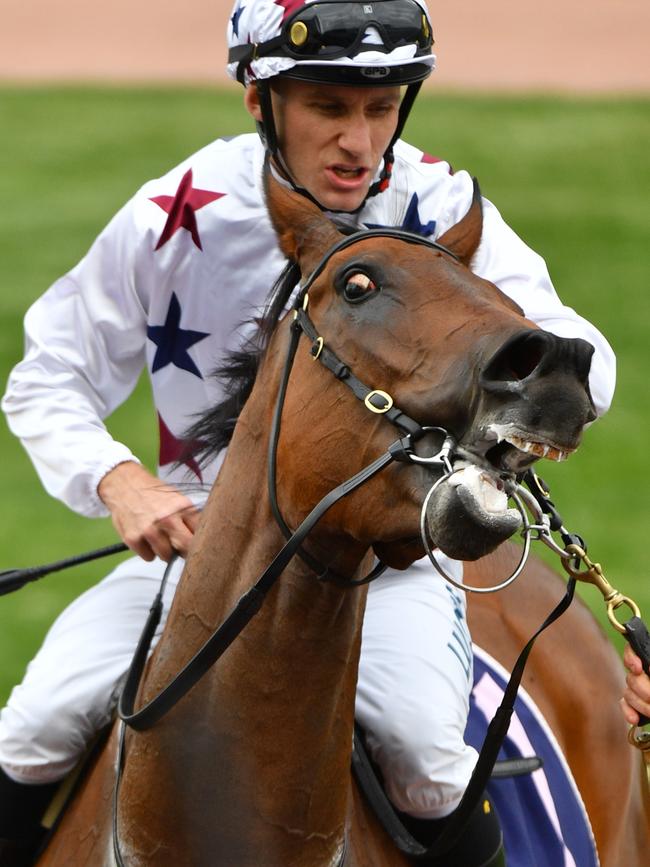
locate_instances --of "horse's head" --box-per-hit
[263,173,595,570]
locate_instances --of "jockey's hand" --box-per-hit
[98,461,201,562]
[620,644,650,726]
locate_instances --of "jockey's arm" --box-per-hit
[97,461,200,562]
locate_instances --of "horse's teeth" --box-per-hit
[505,435,570,462]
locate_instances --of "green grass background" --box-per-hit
[0,86,648,703]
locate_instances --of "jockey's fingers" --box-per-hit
[623,644,643,674]
[140,525,176,563]
[626,668,650,702]
[153,514,195,559]
[619,697,640,727]
[622,684,650,720]
[122,531,157,562]
[181,507,202,534]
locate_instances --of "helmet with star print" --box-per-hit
[227,0,434,87]
[227,0,436,206]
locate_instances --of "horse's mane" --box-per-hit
[183,260,301,468]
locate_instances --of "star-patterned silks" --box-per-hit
[274,0,306,21]
[150,168,225,251]
[231,3,246,36]
[421,151,454,174]
[147,293,209,378]
[365,192,436,238]
[158,413,204,482]
[401,192,436,237]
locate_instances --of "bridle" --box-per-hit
[267,227,462,586]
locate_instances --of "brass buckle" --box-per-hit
[364,390,394,414]
[311,337,324,360]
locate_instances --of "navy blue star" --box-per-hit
[147,293,209,378]
[231,4,246,37]
[364,193,436,238]
[401,192,436,237]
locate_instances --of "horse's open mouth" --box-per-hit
[481,423,577,473]
[421,422,580,560]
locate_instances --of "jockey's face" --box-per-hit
[246,79,401,212]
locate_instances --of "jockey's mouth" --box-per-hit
[326,164,369,184]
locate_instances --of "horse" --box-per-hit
[35,172,649,866]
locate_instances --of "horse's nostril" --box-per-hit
[483,331,549,384]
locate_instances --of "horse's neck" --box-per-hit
[119,366,368,865]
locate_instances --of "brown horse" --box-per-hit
[36,175,648,865]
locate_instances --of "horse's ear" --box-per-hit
[263,168,341,272]
[436,178,483,267]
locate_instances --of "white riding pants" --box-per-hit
[0,554,476,819]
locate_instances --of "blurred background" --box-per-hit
[2,0,649,91]
[0,1,648,703]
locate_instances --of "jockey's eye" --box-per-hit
[339,270,380,304]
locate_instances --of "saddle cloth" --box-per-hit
[467,645,600,867]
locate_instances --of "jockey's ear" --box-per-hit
[263,167,341,273]
[436,178,483,267]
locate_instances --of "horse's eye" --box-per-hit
[343,272,379,304]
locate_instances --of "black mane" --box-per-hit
[182,260,301,468]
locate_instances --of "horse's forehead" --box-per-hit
[320,241,479,301]
[346,241,524,317]
[323,240,447,281]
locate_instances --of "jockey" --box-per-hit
[0,0,616,864]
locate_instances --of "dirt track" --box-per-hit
[1,0,649,92]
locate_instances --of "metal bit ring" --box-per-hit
[419,477,532,594]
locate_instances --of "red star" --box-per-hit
[158,413,204,482]
[150,168,225,251]
[274,0,306,21]
[421,152,454,174]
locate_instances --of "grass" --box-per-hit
[0,86,648,702]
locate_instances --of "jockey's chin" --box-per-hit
[278,157,376,213]
[313,165,374,213]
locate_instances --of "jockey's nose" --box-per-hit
[338,117,372,157]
